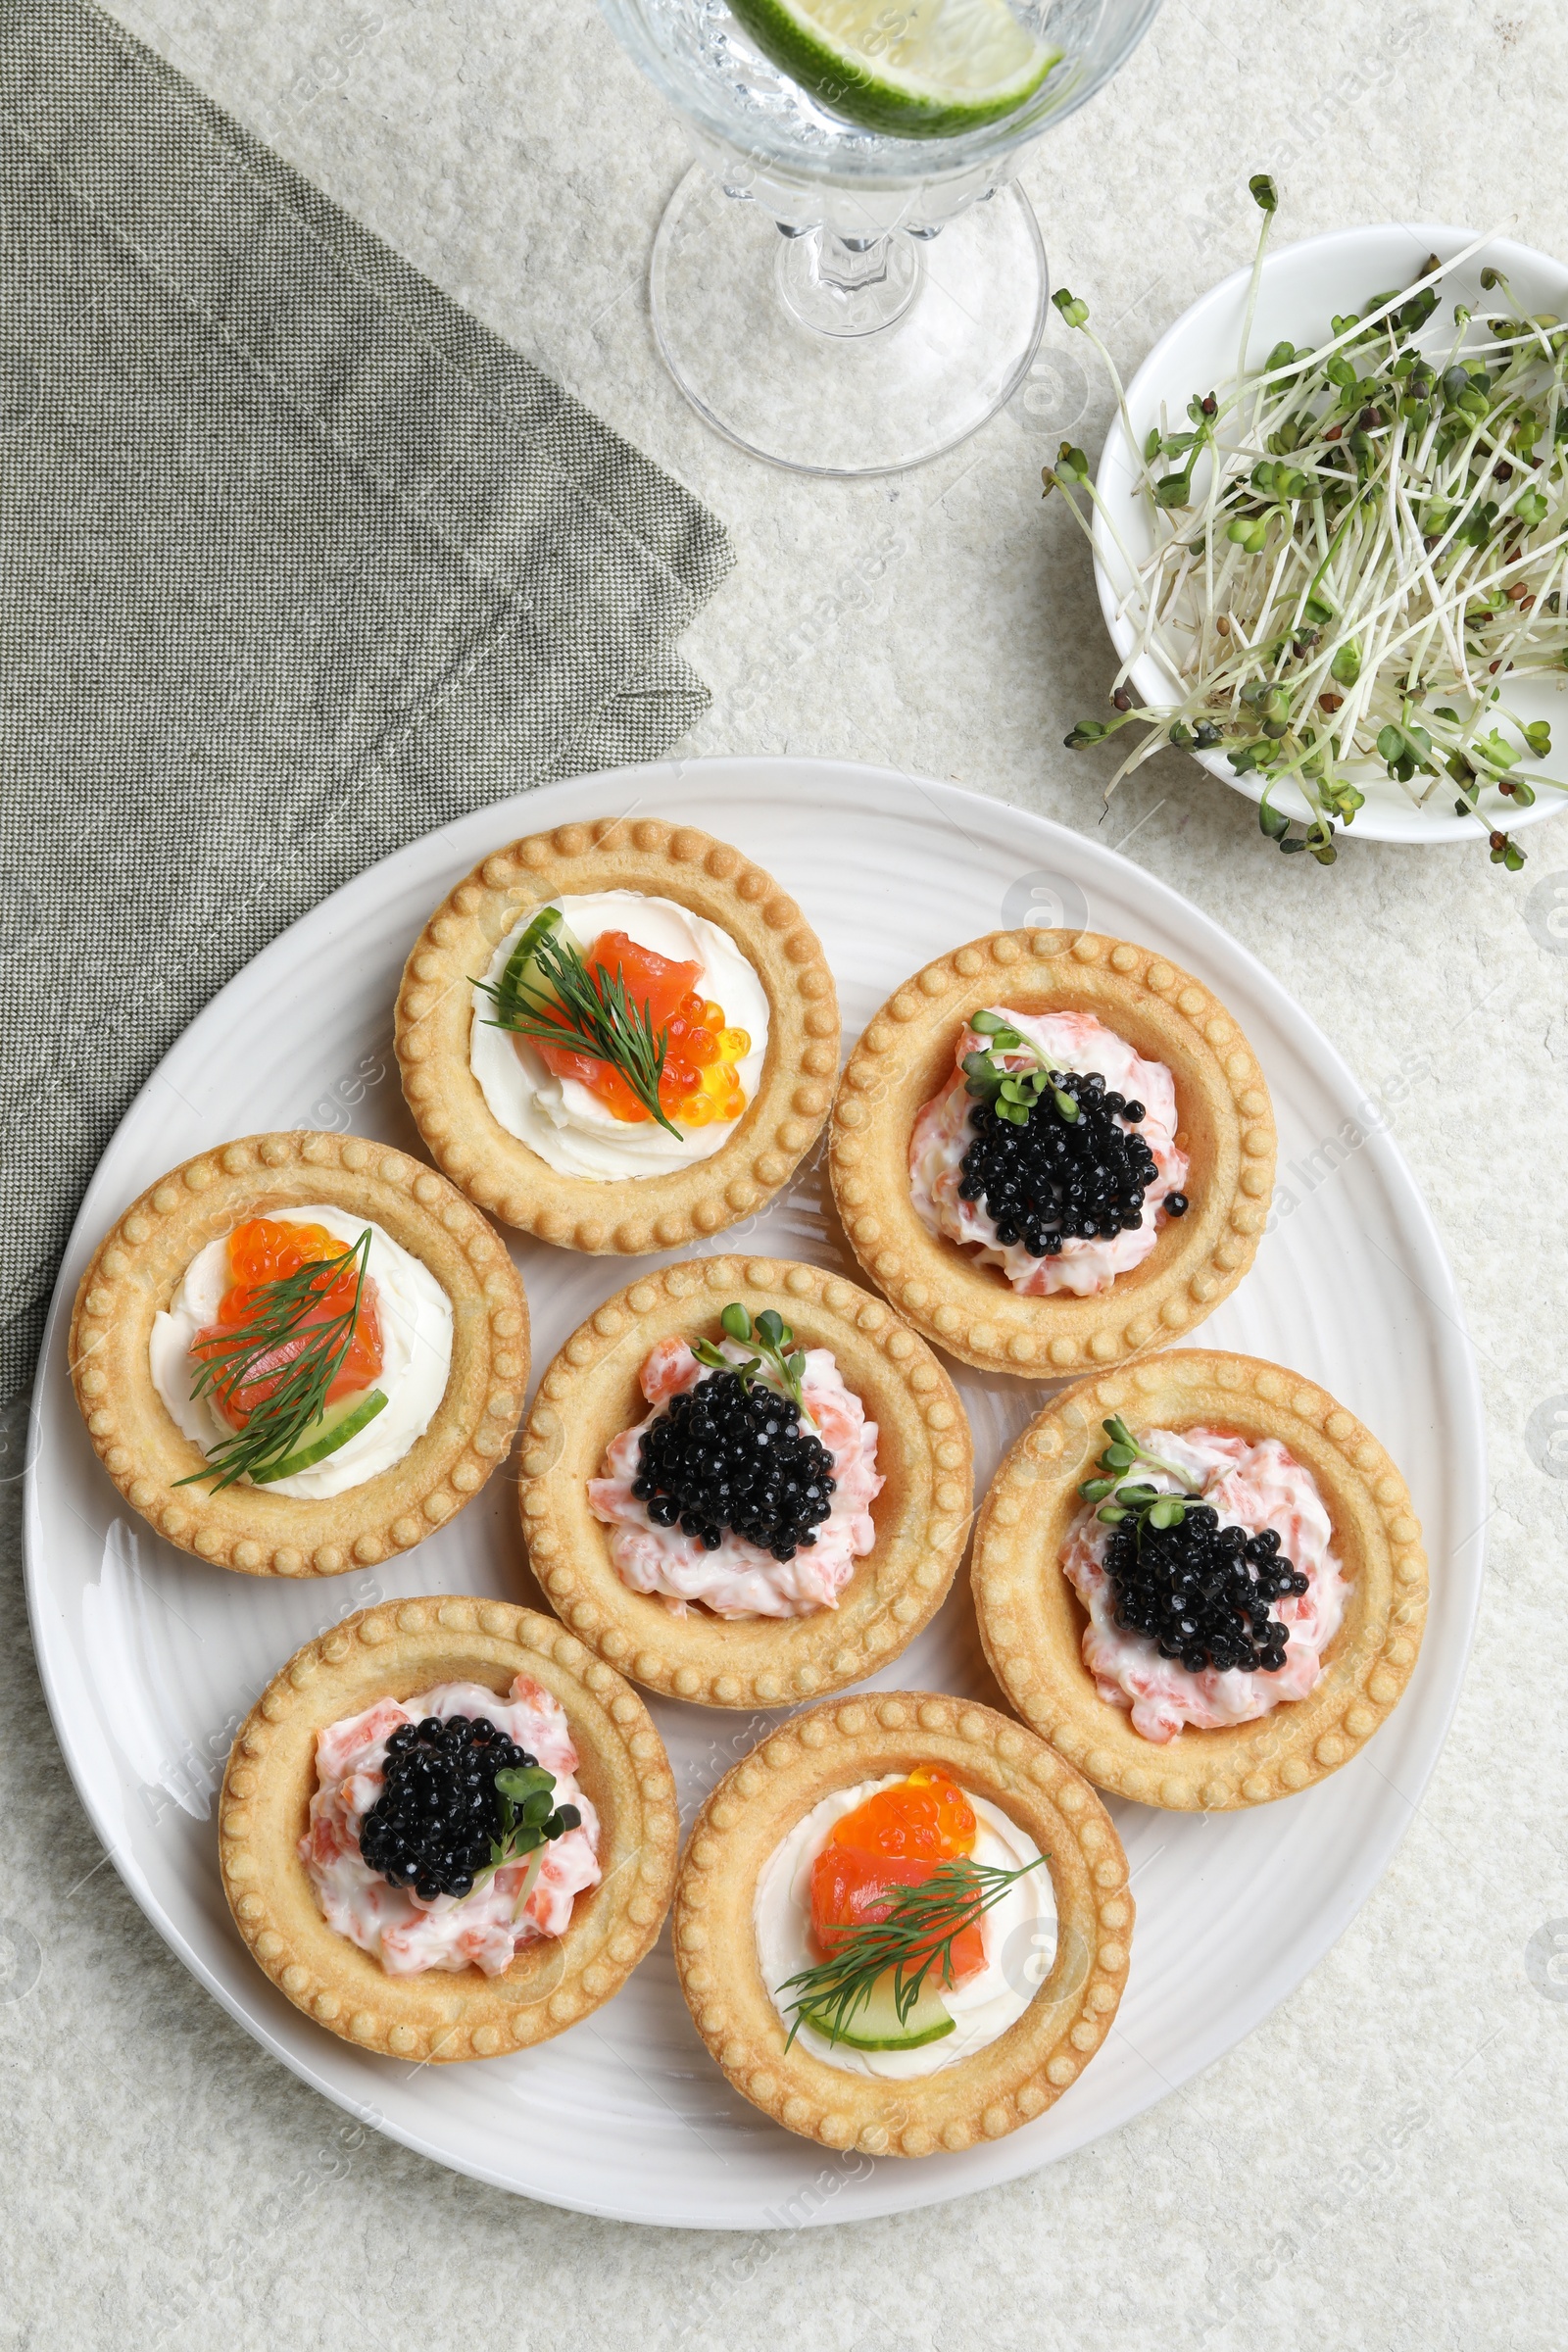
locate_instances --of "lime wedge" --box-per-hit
[727,0,1059,138]
[251,1388,388,1485]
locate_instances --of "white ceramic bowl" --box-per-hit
[1092,223,1568,845]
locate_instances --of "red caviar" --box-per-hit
[808,1771,985,1984]
[193,1218,382,1430]
[528,931,751,1126]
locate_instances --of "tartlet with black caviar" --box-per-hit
[220,1598,678,2058]
[971,1351,1428,1808]
[517,1254,972,1708]
[829,927,1275,1379]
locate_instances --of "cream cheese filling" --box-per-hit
[298,1676,601,1977]
[1061,1425,1348,1742]
[586,1336,883,1620]
[754,1774,1054,2082]
[909,1005,1187,1298]
[468,890,769,1181]
[149,1205,453,1500]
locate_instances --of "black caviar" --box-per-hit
[634,1369,836,1561]
[1103,1506,1309,1676]
[957,1070,1165,1256]
[360,1714,528,1902]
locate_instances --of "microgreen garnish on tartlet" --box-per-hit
[1075,1414,1310,1677]
[177,1230,384,1491]
[479,1762,583,1920]
[475,915,682,1136]
[961,1010,1081,1127]
[777,1855,1046,2050]
[693,1300,809,1414]
[1078,1414,1202,1537]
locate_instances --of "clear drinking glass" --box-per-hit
[600,0,1163,474]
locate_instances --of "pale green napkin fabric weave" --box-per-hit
[0,0,732,1398]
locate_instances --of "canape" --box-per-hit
[517,1255,972,1708]
[673,1693,1130,2155]
[971,1351,1429,1808]
[829,928,1275,1378]
[395,817,839,1252]
[69,1132,527,1576]
[220,1598,678,2058]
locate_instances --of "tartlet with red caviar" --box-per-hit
[220,1599,677,2059]
[829,928,1275,1379]
[395,817,839,1254]
[673,1693,1130,2156]
[68,1132,527,1577]
[517,1255,972,1710]
[971,1351,1429,1810]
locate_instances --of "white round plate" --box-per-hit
[1092,222,1568,844]
[24,758,1483,2226]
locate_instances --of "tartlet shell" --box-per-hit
[394,816,840,1252]
[971,1350,1429,1809]
[219,1598,679,2059]
[517,1255,974,1709]
[673,1692,1131,2156]
[67,1131,528,1578]
[829,928,1276,1378]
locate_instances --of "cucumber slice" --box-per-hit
[499,905,583,1005]
[797,1970,956,2051]
[251,1388,388,1484]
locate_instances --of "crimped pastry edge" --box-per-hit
[394,816,840,1252]
[68,1131,529,1577]
[828,928,1276,1377]
[219,1599,679,2059]
[517,1255,974,1708]
[672,1692,1132,2155]
[970,1349,1430,1809]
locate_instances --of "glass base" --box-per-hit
[650,166,1048,476]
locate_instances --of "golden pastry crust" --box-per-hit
[394,816,840,1251]
[971,1350,1429,1809]
[673,1692,1131,2155]
[517,1255,973,1709]
[829,928,1276,1379]
[219,1599,678,2059]
[68,1131,528,1577]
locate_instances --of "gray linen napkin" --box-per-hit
[0,0,733,1400]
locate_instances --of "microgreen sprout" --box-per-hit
[693,1302,810,1414]
[1046,179,1568,869]
[961,1009,1081,1127]
[476,1763,581,1922]
[1077,1415,1203,1539]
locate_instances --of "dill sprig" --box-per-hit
[693,1301,809,1413]
[476,925,680,1136]
[175,1231,376,1492]
[778,1855,1046,2050]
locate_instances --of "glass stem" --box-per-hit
[774,222,922,340]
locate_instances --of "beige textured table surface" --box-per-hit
[6,1,1567,2344]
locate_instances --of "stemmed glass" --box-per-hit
[600,0,1164,475]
